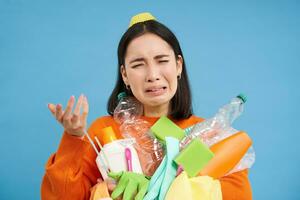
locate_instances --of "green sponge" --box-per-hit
[150,116,185,143]
[174,139,214,177]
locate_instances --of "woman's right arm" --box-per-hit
[41,95,101,200]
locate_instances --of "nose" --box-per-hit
[145,63,160,82]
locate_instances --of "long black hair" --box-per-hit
[107,20,193,119]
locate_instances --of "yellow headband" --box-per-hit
[129,12,156,28]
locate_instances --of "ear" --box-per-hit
[176,55,183,75]
[120,65,129,85]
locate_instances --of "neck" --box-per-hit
[143,103,170,118]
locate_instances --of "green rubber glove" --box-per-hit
[108,171,150,200]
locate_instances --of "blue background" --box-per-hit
[0,0,299,199]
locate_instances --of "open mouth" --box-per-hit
[145,86,167,96]
[146,86,167,93]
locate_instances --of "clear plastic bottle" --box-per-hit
[180,94,247,149]
[113,92,164,176]
[113,92,143,124]
[180,94,255,173]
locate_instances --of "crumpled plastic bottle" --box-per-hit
[180,94,255,174]
[113,92,164,176]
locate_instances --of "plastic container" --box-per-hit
[180,94,247,148]
[98,126,118,146]
[90,126,143,180]
[114,92,164,176]
[113,92,143,124]
[180,94,255,174]
[100,138,143,173]
[199,131,252,178]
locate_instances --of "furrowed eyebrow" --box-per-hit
[129,57,145,64]
[154,54,169,59]
[129,54,170,64]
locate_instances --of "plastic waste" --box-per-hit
[113,92,164,176]
[180,94,255,173]
[199,131,252,178]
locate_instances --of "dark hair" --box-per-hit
[107,20,193,119]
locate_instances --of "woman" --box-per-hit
[41,13,252,200]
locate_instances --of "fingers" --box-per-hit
[71,94,84,125]
[123,179,137,200]
[81,95,89,124]
[47,95,89,136]
[63,95,75,118]
[48,103,64,123]
[111,174,128,199]
[135,182,148,200]
[62,96,75,127]
[55,104,64,123]
[48,103,56,115]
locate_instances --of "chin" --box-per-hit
[143,97,171,107]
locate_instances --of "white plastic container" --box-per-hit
[100,138,143,173]
[86,126,143,180]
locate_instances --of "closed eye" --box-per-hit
[159,60,169,63]
[131,63,144,68]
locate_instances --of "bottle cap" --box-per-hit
[99,126,117,145]
[237,94,247,103]
[117,92,127,101]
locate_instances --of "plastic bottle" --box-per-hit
[113,92,164,176]
[180,94,247,149]
[180,94,255,174]
[198,131,252,178]
[113,92,143,124]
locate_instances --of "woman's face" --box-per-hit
[121,33,182,113]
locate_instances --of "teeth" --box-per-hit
[146,87,166,92]
[148,88,161,92]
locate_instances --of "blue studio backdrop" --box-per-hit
[0,1,299,199]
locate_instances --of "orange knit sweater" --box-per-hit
[41,115,252,200]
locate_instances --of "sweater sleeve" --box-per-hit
[41,117,109,200]
[220,169,252,200]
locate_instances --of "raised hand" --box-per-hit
[48,94,89,137]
